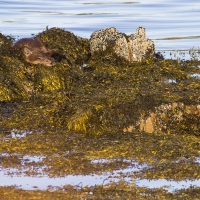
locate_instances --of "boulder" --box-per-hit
[90,27,155,63]
[37,27,90,65]
[128,27,155,62]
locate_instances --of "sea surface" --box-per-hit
[0,0,200,51]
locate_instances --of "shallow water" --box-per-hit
[0,128,200,192]
[0,0,200,51]
[0,154,199,192]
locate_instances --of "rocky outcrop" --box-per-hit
[90,27,155,63]
[124,102,200,134]
[128,27,155,62]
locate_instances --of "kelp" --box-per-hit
[0,29,200,198]
[0,54,199,134]
[1,184,199,200]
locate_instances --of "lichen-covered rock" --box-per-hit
[128,27,155,62]
[13,38,54,66]
[90,27,155,63]
[90,27,130,61]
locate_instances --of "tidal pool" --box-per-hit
[0,155,199,192]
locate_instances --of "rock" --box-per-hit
[137,102,200,133]
[37,27,90,65]
[128,27,155,62]
[13,38,54,66]
[143,112,156,133]
[90,27,155,63]
[90,27,130,61]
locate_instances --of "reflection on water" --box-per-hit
[160,49,200,60]
[0,0,200,51]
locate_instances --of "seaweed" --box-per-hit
[0,29,199,198]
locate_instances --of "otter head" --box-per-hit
[14,38,55,66]
[23,46,55,66]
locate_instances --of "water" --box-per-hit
[0,0,200,51]
[0,154,200,192]
[0,128,200,192]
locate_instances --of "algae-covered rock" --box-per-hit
[37,27,90,65]
[0,33,14,56]
[90,27,155,64]
[0,56,32,100]
[0,83,13,101]
[123,102,200,134]
[0,55,67,101]
[0,28,199,138]
[31,65,65,93]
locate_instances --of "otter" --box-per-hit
[13,38,54,66]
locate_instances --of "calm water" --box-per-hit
[0,0,200,51]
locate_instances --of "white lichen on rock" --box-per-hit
[90,27,155,62]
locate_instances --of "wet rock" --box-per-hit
[90,27,155,63]
[13,38,54,66]
[90,27,130,61]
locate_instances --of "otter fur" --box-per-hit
[14,38,54,66]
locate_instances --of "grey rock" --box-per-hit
[128,27,155,62]
[90,27,155,62]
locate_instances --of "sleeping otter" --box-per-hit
[13,38,54,66]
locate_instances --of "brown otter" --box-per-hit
[13,38,54,66]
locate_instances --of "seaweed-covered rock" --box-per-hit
[124,102,200,134]
[0,56,32,101]
[90,27,155,63]
[37,27,90,65]
[13,38,55,66]
[0,33,14,56]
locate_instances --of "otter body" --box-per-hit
[14,38,54,66]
